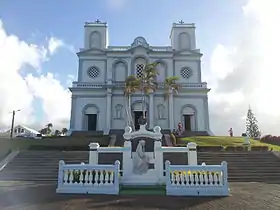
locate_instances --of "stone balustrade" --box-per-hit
[56,160,120,195]
[165,161,229,196]
[71,81,208,89]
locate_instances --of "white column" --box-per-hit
[154,141,164,183]
[187,142,197,165]
[122,141,132,178]
[149,94,154,128]
[106,90,112,134]
[69,96,77,130]
[168,93,174,130]
[89,143,100,165]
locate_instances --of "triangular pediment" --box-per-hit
[174,49,203,57]
[77,47,106,56]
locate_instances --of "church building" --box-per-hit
[69,20,211,134]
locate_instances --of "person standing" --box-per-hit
[228,128,233,137]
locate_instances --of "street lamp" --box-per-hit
[10,109,21,139]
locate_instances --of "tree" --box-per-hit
[124,62,180,130]
[61,128,68,135]
[54,130,61,136]
[39,128,48,135]
[140,63,159,118]
[124,75,141,130]
[246,107,261,138]
[163,76,180,100]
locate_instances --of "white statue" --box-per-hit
[133,140,150,175]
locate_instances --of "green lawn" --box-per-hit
[179,136,280,151]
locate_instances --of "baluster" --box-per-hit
[190,171,194,186]
[180,171,185,186]
[185,173,190,186]
[79,170,84,185]
[88,170,93,185]
[204,171,208,186]
[218,171,223,186]
[195,172,199,186]
[171,172,176,186]
[94,170,99,186]
[209,171,213,185]
[109,171,114,185]
[104,170,109,185]
[100,170,104,186]
[213,172,218,186]
[63,169,68,184]
[176,172,180,186]
[73,170,79,185]
[69,170,74,184]
[84,170,89,185]
[199,171,204,185]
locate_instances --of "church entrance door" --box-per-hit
[183,115,192,131]
[87,114,97,131]
[134,111,146,130]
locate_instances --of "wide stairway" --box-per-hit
[0,151,88,181]
[1,150,280,183]
[198,151,280,183]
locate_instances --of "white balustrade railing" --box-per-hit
[165,161,229,196]
[71,82,208,89]
[56,160,120,195]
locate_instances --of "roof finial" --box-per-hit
[95,19,101,23]
[179,20,184,24]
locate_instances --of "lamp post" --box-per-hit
[10,109,21,139]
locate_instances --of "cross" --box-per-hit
[179,20,184,24]
[95,19,101,23]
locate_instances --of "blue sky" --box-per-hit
[0,0,245,82]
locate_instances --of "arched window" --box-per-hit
[155,62,166,82]
[157,104,165,119]
[115,104,124,119]
[134,58,147,78]
[90,31,101,48]
[178,32,191,50]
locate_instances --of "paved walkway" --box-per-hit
[0,181,279,210]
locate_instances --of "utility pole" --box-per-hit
[10,109,20,139]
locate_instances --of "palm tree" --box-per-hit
[140,62,159,119]
[124,75,140,130]
[163,76,180,100]
[46,123,53,135]
[61,128,68,135]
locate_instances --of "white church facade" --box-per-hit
[69,20,211,134]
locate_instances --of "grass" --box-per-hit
[179,136,280,151]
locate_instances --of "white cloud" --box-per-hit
[208,0,280,136]
[0,19,72,130]
[26,73,71,128]
[47,37,64,55]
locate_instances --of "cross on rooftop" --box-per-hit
[95,19,101,23]
[179,20,184,24]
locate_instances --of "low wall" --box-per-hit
[0,136,109,160]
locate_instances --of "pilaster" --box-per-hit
[203,96,210,130]
[168,92,174,130]
[69,95,77,129]
[149,93,154,128]
[106,89,112,134]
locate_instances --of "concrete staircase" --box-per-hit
[198,152,280,183]
[0,151,88,181]
[1,150,280,184]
